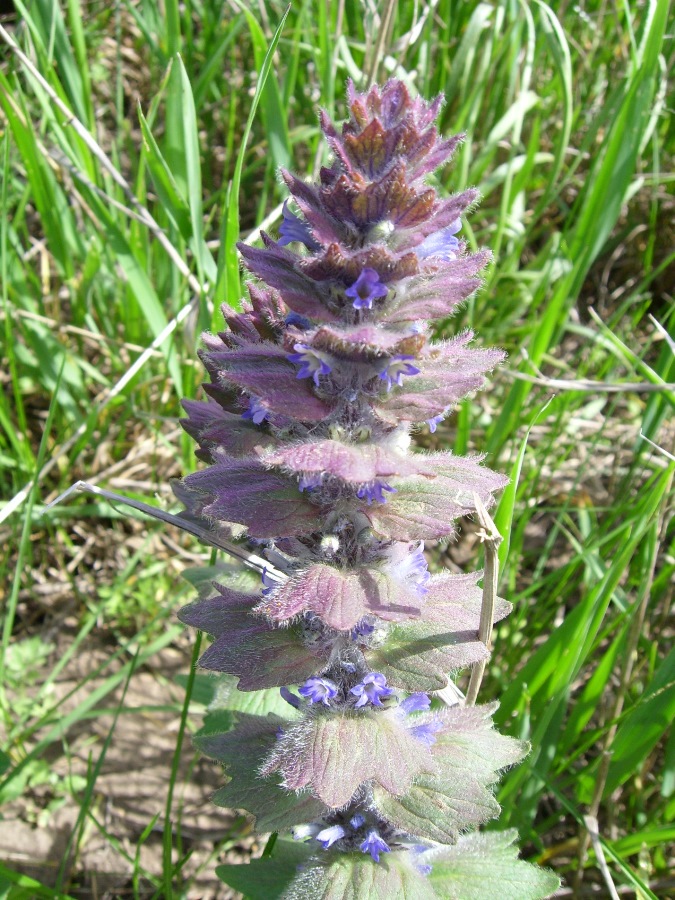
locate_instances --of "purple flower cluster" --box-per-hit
[177,80,557,898]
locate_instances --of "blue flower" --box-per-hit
[426,410,447,433]
[285,311,313,330]
[241,395,268,424]
[417,218,461,261]
[360,830,391,862]
[378,355,421,391]
[356,481,397,505]
[405,541,430,594]
[410,719,444,747]
[350,814,365,829]
[345,268,388,310]
[298,676,338,706]
[398,692,431,714]
[261,566,279,597]
[350,619,375,641]
[287,343,333,387]
[350,672,395,708]
[315,824,346,849]
[278,201,320,251]
[280,686,301,709]
[298,473,323,492]
[398,691,442,744]
[410,845,433,876]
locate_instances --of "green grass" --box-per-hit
[0,0,673,896]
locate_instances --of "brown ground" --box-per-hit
[0,638,255,898]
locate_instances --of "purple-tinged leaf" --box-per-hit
[205,344,333,422]
[383,252,492,323]
[395,190,480,251]
[421,573,511,628]
[238,238,339,323]
[178,585,256,634]
[261,710,437,808]
[300,243,419,288]
[365,457,505,541]
[255,563,423,630]
[365,619,489,692]
[375,338,505,424]
[200,623,324,691]
[309,323,426,361]
[281,169,349,246]
[182,461,319,538]
[261,440,422,484]
[424,453,509,495]
[181,400,279,458]
[180,590,324,690]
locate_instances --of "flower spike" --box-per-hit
[177,77,559,900]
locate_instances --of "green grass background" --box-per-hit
[0,0,673,896]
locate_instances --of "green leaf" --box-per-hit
[428,830,560,899]
[216,840,312,900]
[194,707,327,831]
[138,104,193,238]
[495,397,554,576]
[208,675,296,718]
[602,645,675,798]
[215,4,291,312]
[367,617,489,692]
[100,214,184,395]
[163,54,216,285]
[232,3,291,175]
[195,712,325,831]
[181,562,261,597]
[373,705,526,843]
[173,672,219,707]
[0,749,10,777]
[0,861,78,898]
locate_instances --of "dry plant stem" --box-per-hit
[310,0,346,182]
[574,468,673,890]
[46,481,283,577]
[503,370,675,393]
[0,23,204,299]
[465,494,503,706]
[583,816,620,900]
[0,307,165,357]
[365,0,397,86]
[639,432,675,462]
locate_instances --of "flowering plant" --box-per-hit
[178,80,559,899]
